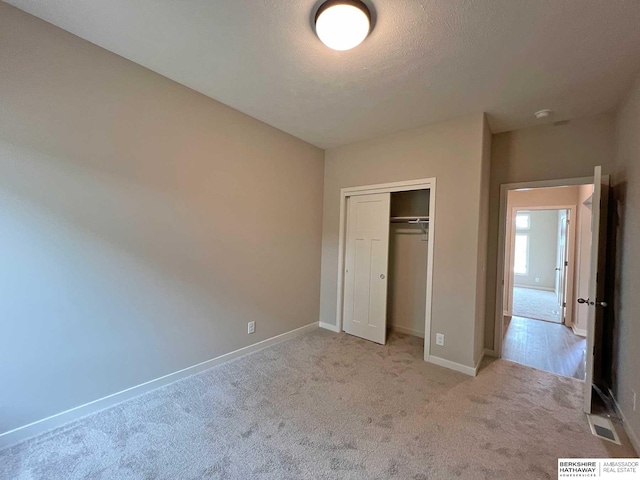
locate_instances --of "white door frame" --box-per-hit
[336,178,437,360]
[494,176,594,357]
[506,205,577,327]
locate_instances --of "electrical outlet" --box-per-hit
[535,277,540,283]
[436,333,445,346]
[247,321,255,334]
[633,389,637,412]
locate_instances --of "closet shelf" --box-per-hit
[390,216,429,238]
[390,216,429,223]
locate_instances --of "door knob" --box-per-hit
[578,297,607,307]
[555,267,561,271]
[380,274,385,279]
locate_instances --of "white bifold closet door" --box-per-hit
[343,192,390,344]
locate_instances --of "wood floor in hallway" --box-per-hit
[503,315,587,380]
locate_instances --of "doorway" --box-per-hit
[494,167,609,413]
[503,199,585,380]
[510,208,572,325]
[494,166,609,413]
[336,178,436,361]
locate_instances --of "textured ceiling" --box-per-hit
[6,0,640,148]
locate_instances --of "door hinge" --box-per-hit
[565,260,568,267]
[563,302,566,307]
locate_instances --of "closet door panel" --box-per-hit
[352,237,372,328]
[343,193,390,344]
[369,238,387,330]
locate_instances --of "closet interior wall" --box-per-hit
[387,190,430,338]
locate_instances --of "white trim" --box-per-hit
[609,388,640,455]
[484,348,497,357]
[494,176,593,358]
[0,323,318,451]
[571,324,587,337]
[336,177,436,361]
[427,355,478,377]
[424,180,436,361]
[338,178,437,196]
[319,321,340,333]
[389,324,425,338]
[512,285,555,292]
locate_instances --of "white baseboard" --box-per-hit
[513,285,555,292]
[609,388,640,456]
[484,348,497,357]
[571,324,587,337]
[428,355,477,377]
[319,321,340,333]
[388,324,425,338]
[0,322,318,451]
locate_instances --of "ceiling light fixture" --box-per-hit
[534,109,552,119]
[315,0,371,51]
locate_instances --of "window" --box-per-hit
[515,213,530,229]
[514,212,530,275]
[514,233,529,275]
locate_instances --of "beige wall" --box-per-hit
[0,3,324,437]
[320,114,489,369]
[612,74,640,451]
[486,114,615,349]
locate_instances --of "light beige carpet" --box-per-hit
[0,328,636,479]
[513,286,562,323]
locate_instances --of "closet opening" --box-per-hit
[387,190,430,349]
[336,178,436,362]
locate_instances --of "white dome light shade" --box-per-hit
[315,1,371,51]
